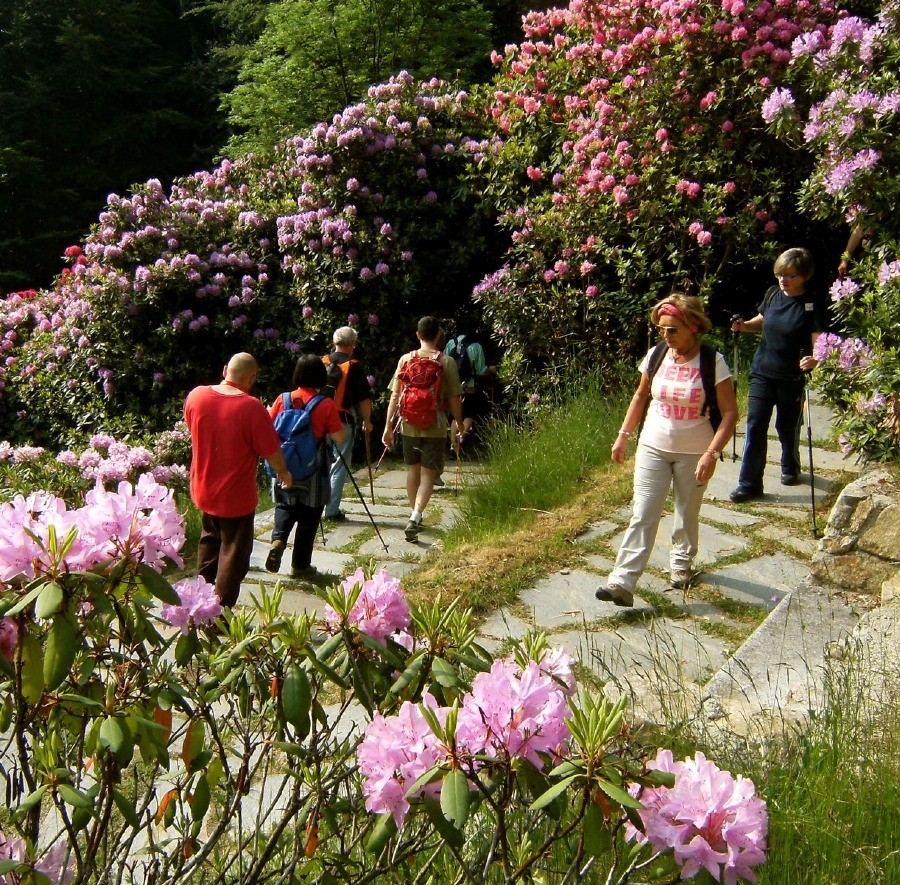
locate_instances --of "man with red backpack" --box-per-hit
[383,316,464,541]
[321,326,373,521]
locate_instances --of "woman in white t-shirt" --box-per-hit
[596,294,738,607]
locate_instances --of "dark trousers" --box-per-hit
[737,373,804,492]
[197,511,256,607]
[272,488,324,570]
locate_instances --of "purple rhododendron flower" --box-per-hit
[878,260,900,286]
[627,750,768,885]
[324,568,411,644]
[838,337,872,369]
[455,658,571,767]
[0,831,75,883]
[830,277,860,301]
[162,575,223,634]
[813,332,843,362]
[761,88,795,123]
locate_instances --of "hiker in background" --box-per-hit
[383,316,464,542]
[729,248,826,503]
[445,323,498,452]
[265,355,344,580]
[184,353,293,607]
[321,326,373,522]
[597,294,737,607]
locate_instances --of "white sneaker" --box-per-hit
[670,569,693,590]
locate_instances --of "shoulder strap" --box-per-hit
[646,342,668,383]
[698,343,717,418]
[282,391,292,412]
[762,285,779,312]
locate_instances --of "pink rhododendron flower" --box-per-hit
[162,575,223,634]
[455,658,571,767]
[324,568,411,644]
[627,750,768,885]
[0,831,75,883]
[357,693,450,826]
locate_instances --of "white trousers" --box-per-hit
[608,444,707,591]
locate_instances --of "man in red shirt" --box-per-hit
[184,352,292,606]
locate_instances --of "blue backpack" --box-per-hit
[266,393,325,481]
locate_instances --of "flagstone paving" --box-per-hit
[240,395,865,733]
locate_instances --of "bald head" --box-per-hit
[224,353,259,386]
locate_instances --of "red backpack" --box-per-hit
[397,351,444,428]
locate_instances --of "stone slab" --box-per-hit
[703,553,810,609]
[757,523,818,558]
[703,580,858,724]
[519,569,654,628]
[608,515,747,573]
[357,528,432,558]
[317,520,373,549]
[700,503,763,528]
[575,521,620,543]
[478,609,533,641]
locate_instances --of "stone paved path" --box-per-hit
[241,394,863,733]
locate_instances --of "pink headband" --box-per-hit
[658,303,698,334]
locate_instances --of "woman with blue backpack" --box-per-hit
[265,355,344,580]
[596,294,738,607]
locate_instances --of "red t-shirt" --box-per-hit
[268,388,343,439]
[184,385,282,517]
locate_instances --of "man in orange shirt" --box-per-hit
[184,352,292,606]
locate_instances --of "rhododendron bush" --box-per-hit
[470,0,839,389]
[0,73,495,446]
[0,478,767,884]
[763,0,900,461]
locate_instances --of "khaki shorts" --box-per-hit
[402,435,446,472]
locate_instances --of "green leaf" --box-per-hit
[6,583,44,616]
[113,788,141,828]
[43,613,78,691]
[137,563,180,605]
[99,716,126,755]
[529,774,580,811]
[281,663,311,738]
[20,631,44,705]
[365,812,397,856]
[34,581,64,619]
[405,764,442,799]
[430,656,462,689]
[389,653,427,694]
[583,803,613,857]
[57,783,94,809]
[191,773,211,822]
[0,861,25,875]
[440,768,470,828]
[423,793,464,849]
[357,630,405,669]
[646,769,677,788]
[597,778,643,810]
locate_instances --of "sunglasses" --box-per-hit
[654,325,681,336]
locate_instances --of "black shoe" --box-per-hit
[729,487,763,503]
[265,540,285,573]
[291,565,318,580]
[780,473,800,486]
[404,519,421,542]
[323,511,347,522]
[594,584,634,607]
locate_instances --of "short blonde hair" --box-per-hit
[774,248,814,279]
[650,293,712,334]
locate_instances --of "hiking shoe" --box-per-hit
[434,476,445,487]
[404,518,421,542]
[323,511,347,522]
[594,584,634,607]
[670,569,693,590]
[265,540,286,573]
[780,473,800,486]
[729,487,763,503]
[290,565,317,580]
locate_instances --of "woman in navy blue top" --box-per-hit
[729,248,826,502]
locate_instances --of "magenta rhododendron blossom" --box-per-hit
[357,693,450,826]
[324,568,411,643]
[162,575,223,634]
[627,750,768,885]
[456,658,571,767]
[0,617,18,661]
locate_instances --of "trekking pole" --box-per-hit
[333,444,389,553]
[364,428,375,504]
[804,383,820,539]
[453,431,462,496]
[731,314,742,461]
[373,414,402,474]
